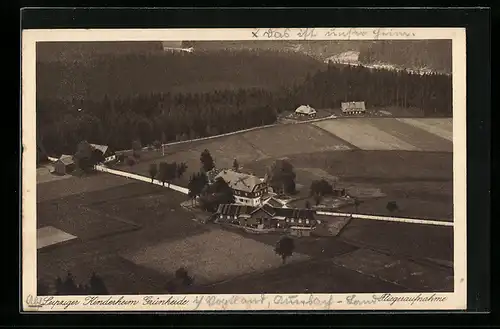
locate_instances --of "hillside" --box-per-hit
[36,49,323,100]
[189,40,452,74]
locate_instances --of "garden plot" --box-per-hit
[122,229,310,285]
[396,118,453,142]
[313,119,420,151]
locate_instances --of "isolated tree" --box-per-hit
[313,193,323,206]
[165,162,178,187]
[305,200,311,209]
[62,272,78,295]
[153,140,162,151]
[158,162,168,186]
[74,140,94,172]
[126,157,136,167]
[149,163,158,183]
[132,140,142,159]
[187,174,198,206]
[176,162,188,179]
[200,149,215,172]
[354,198,362,212]
[310,179,333,197]
[386,201,399,213]
[199,177,234,212]
[54,277,63,295]
[274,236,295,264]
[117,153,125,164]
[91,149,105,165]
[267,159,296,195]
[232,158,240,172]
[175,267,194,287]
[89,272,109,295]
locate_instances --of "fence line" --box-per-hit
[315,211,453,227]
[94,165,189,195]
[91,166,451,228]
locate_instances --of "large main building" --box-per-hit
[211,169,268,207]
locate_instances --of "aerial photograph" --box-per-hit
[35,39,454,295]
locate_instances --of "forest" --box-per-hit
[37,51,452,157]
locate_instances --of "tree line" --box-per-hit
[38,62,452,157]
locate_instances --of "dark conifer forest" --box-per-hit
[37,49,452,156]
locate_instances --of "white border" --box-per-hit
[22,28,467,311]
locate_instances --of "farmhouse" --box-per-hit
[341,101,366,115]
[215,169,268,207]
[215,203,316,231]
[295,105,317,117]
[90,143,116,163]
[53,154,75,175]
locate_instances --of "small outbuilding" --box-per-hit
[295,105,317,117]
[53,154,75,175]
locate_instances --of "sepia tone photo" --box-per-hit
[22,28,467,311]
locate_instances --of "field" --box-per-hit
[123,229,310,285]
[396,118,453,142]
[313,118,452,152]
[240,124,352,157]
[36,117,455,294]
[116,123,352,184]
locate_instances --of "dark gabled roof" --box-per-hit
[216,203,315,220]
[216,204,256,216]
[216,169,262,193]
[275,208,315,220]
[250,203,277,217]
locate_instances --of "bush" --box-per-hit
[153,140,162,150]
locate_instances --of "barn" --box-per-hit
[341,101,366,115]
[53,155,75,175]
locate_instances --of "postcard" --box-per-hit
[22,27,466,311]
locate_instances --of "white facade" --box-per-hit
[234,195,262,207]
[295,105,317,116]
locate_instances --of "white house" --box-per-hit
[295,105,317,117]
